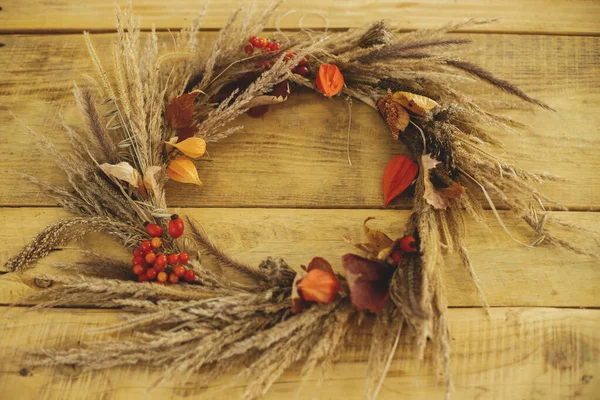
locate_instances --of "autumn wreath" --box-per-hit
[6,3,597,399]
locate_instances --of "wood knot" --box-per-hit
[33,277,53,289]
[19,368,29,377]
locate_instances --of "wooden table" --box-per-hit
[0,1,599,399]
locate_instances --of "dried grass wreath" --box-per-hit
[6,2,598,399]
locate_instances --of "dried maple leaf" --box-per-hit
[382,155,418,206]
[347,217,396,259]
[391,91,438,116]
[342,253,394,314]
[166,92,199,130]
[421,153,449,210]
[377,94,410,139]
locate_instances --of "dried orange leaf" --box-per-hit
[342,253,393,314]
[421,153,448,210]
[391,91,438,116]
[171,137,207,159]
[382,155,418,206]
[166,92,199,130]
[99,162,143,189]
[362,217,394,250]
[166,157,202,186]
[316,64,344,97]
[297,269,341,304]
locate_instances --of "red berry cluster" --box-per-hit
[132,215,195,284]
[245,36,280,55]
[390,235,419,266]
[283,51,310,77]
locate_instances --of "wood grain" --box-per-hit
[1,0,599,35]
[0,306,597,399]
[0,33,598,209]
[1,208,598,307]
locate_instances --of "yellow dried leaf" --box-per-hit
[346,217,395,259]
[99,162,143,189]
[391,91,438,116]
[171,137,207,159]
[166,157,202,186]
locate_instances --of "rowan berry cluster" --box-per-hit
[131,215,195,284]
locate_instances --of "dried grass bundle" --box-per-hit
[5,2,598,400]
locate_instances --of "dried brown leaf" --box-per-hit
[166,92,199,130]
[342,254,393,314]
[421,153,448,210]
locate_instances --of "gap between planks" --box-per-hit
[2,28,600,37]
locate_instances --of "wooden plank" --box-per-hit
[0,34,600,209]
[0,306,597,399]
[0,207,598,307]
[1,0,599,35]
[0,33,598,210]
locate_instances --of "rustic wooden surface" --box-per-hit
[0,1,598,399]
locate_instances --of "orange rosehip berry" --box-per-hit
[178,252,189,264]
[168,273,179,284]
[132,264,144,275]
[140,240,152,254]
[154,254,167,271]
[168,253,179,265]
[150,237,162,249]
[173,265,185,278]
[254,37,266,49]
[132,256,144,266]
[157,271,168,283]
[145,252,157,265]
[146,267,158,280]
[168,214,184,239]
[183,269,195,282]
[399,236,418,253]
[145,223,163,238]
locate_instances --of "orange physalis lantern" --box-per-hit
[315,64,344,97]
[297,269,341,304]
